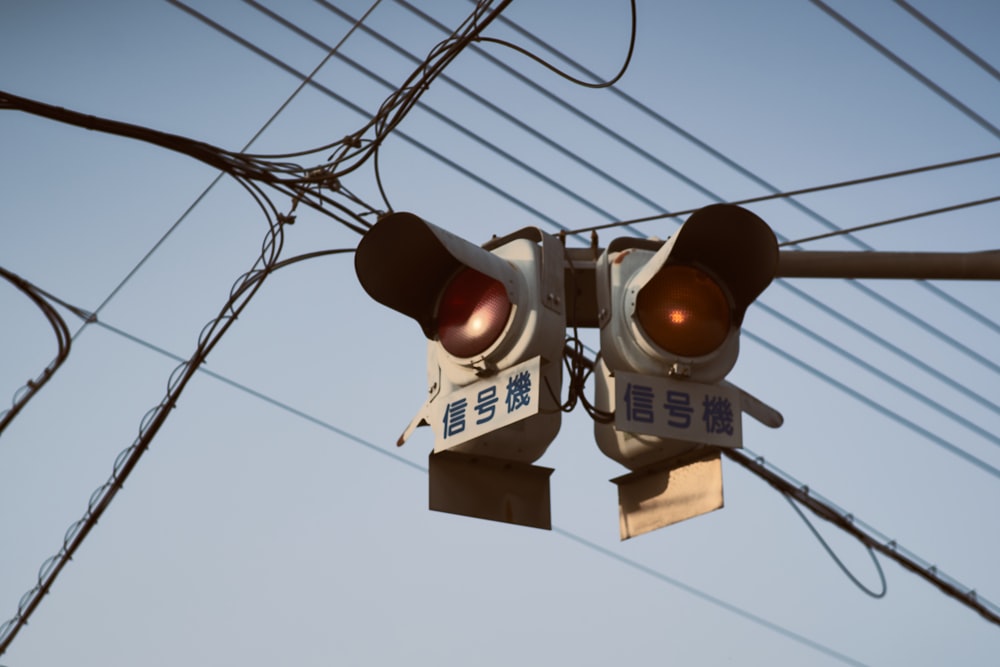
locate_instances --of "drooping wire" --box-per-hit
[314,0,653,237]
[368,2,1000,444]
[783,494,887,599]
[0,0,518,655]
[249,0,612,232]
[219,12,1000,478]
[307,2,1000,419]
[41,299,865,666]
[37,287,999,637]
[486,2,1000,342]
[0,175,290,657]
[405,0,1000,366]
[473,0,636,89]
[0,267,78,438]
[1,0,513,235]
[724,448,999,626]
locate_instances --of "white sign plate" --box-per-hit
[614,371,743,448]
[432,357,541,448]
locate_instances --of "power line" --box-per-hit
[485,0,1000,342]
[562,152,1000,235]
[810,0,1000,141]
[0,0,513,654]
[82,0,387,328]
[81,301,1000,635]
[0,178,290,658]
[891,0,1000,84]
[779,195,1000,247]
[724,448,1000,626]
[0,267,74,438]
[474,0,636,89]
[272,5,1000,467]
[82,313,870,666]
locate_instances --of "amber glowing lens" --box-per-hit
[635,264,731,357]
[437,268,513,358]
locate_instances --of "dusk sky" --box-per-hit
[1,1,998,665]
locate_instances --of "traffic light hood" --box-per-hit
[354,212,520,341]
[632,203,778,326]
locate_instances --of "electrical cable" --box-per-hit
[474,0,636,89]
[742,327,1000,480]
[0,267,75,438]
[563,152,1000,235]
[783,494,887,599]
[0,1,510,655]
[488,3,1000,341]
[308,2,1000,418]
[724,448,1000,626]
[810,0,1000,141]
[399,4,1000,434]
[216,16,1000,478]
[39,290,1000,640]
[892,0,1000,84]
[406,0,1000,370]
[778,194,1000,247]
[39,301,872,667]
[0,184,290,658]
[4,2,996,657]
[313,0,661,232]
[247,1,622,227]
[221,0,1000,636]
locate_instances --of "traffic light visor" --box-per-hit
[354,212,518,341]
[636,264,730,357]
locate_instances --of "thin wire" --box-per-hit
[725,448,1000,626]
[892,0,1000,83]
[742,327,1000,480]
[474,0,636,89]
[172,14,578,240]
[313,0,651,236]
[0,267,74,438]
[216,20,1000,474]
[388,4,1000,433]
[488,4,1000,338]
[248,1,621,229]
[784,494,887,599]
[315,2,1000,415]
[810,0,1000,141]
[779,194,1000,247]
[80,307,999,643]
[80,312,869,667]
[0,0,493,653]
[0,179,289,657]
[565,151,1000,234]
[428,0,1000,359]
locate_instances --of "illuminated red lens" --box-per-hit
[636,264,731,357]
[437,268,513,358]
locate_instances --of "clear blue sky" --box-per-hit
[1,1,998,665]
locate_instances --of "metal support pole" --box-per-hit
[775,250,1000,280]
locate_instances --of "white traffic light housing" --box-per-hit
[355,212,565,529]
[594,204,780,538]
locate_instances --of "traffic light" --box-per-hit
[593,204,781,538]
[354,212,565,529]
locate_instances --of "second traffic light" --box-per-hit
[594,204,780,538]
[354,212,565,529]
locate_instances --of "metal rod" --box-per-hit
[776,250,1000,280]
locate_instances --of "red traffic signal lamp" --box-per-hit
[354,212,566,529]
[594,204,781,538]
